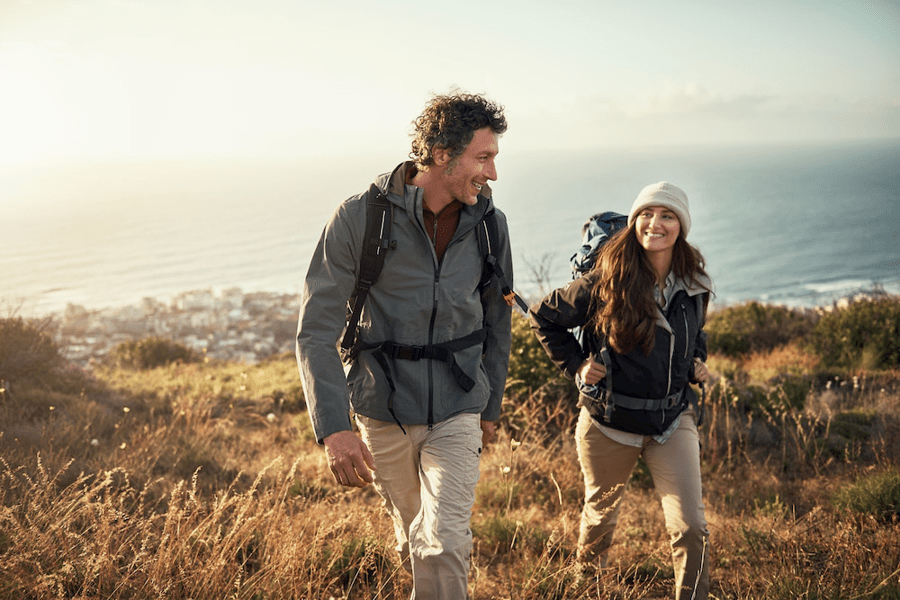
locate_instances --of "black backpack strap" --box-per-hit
[597,347,615,421]
[339,183,394,358]
[695,382,705,427]
[357,327,488,430]
[353,327,487,393]
[478,211,528,313]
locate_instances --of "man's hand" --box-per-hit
[322,430,375,488]
[480,420,496,447]
[577,356,607,385]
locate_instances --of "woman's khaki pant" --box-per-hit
[357,413,482,600]
[575,406,710,600]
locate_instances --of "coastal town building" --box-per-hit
[53,288,301,368]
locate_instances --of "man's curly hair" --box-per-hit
[410,92,507,169]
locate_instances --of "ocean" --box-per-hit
[2,139,899,317]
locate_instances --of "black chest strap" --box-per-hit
[356,327,488,432]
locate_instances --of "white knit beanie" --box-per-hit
[627,181,691,239]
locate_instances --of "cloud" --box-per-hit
[507,81,900,152]
[627,82,774,119]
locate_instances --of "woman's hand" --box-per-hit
[692,358,710,383]
[577,356,607,385]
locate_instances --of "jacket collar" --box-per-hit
[671,272,713,298]
[377,161,495,223]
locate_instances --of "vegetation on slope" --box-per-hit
[1,295,899,599]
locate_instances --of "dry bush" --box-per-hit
[706,301,818,357]
[740,341,821,382]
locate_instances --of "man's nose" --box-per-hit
[485,159,497,181]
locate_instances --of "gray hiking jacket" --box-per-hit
[296,162,514,443]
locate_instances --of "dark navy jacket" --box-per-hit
[529,271,710,436]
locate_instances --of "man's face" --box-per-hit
[440,127,499,206]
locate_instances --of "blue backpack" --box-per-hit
[569,211,628,350]
[570,211,628,277]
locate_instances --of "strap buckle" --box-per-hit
[382,342,424,361]
[666,390,683,409]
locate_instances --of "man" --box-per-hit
[296,92,513,599]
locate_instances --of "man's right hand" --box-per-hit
[323,430,376,488]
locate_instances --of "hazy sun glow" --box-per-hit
[1,0,898,165]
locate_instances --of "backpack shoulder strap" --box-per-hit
[477,210,528,313]
[340,183,394,357]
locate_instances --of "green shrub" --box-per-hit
[506,312,565,396]
[472,515,548,555]
[806,296,900,371]
[833,469,900,523]
[706,302,818,356]
[769,374,813,411]
[0,316,61,384]
[108,336,200,370]
[326,535,392,588]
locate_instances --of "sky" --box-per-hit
[0,0,898,166]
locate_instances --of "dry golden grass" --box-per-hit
[740,341,821,382]
[1,351,899,599]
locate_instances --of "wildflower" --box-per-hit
[91,439,99,446]
[123,407,130,413]
[266,413,277,423]
[119,443,127,450]
[510,439,522,451]
[500,466,511,475]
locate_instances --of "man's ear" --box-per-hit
[432,145,450,167]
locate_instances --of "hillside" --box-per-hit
[1,297,899,599]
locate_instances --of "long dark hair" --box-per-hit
[589,224,711,355]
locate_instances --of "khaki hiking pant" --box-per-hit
[357,412,482,600]
[575,406,710,600]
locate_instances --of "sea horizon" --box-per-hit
[2,138,899,318]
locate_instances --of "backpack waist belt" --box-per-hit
[595,347,685,421]
[601,388,684,412]
[353,327,488,432]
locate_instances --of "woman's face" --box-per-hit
[634,205,681,254]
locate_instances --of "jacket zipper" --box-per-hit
[424,208,482,429]
[427,216,440,428]
[426,267,439,428]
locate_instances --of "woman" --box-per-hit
[530,182,713,599]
